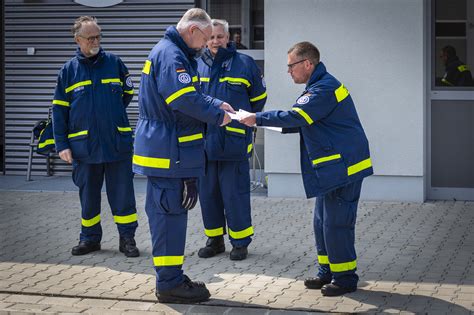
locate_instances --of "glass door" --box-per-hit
[429,0,474,200]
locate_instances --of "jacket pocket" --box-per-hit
[313,154,348,188]
[68,129,89,160]
[115,126,133,153]
[223,125,247,158]
[177,132,205,169]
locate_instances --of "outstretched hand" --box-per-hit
[239,112,257,127]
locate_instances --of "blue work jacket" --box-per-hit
[133,26,225,178]
[52,48,134,163]
[256,62,373,198]
[198,44,267,160]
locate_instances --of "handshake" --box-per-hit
[220,102,257,127]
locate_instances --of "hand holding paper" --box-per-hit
[237,109,257,126]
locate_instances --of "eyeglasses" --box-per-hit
[194,27,208,41]
[78,34,102,43]
[287,59,307,70]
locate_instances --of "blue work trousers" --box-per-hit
[199,160,253,247]
[313,180,362,289]
[145,177,188,291]
[72,158,137,243]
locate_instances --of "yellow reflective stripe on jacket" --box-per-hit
[123,89,134,95]
[347,158,372,176]
[318,255,329,265]
[82,214,100,227]
[133,154,170,169]
[153,256,184,266]
[38,139,55,149]
[335,84,349,103]
[292,107,314,125]
[142,60,152,75]
[117,126,132,132]
[68,130,88,139]
[113,213,138,224]
[330,260,357,272]
[312,154,342,166]
[192,76,198,82]
[101,78,122,85]
[458,64,469,72]
[219,77,251,88]
[65,80,92,93]
[200,77,210,82]
[250,91,267,102]
[165,86,196,104]
[52,99,70,107]
[247,143,253,153]
[205,227,225,237]
[229,226,254,239]
[225,126,246,135]
[178,133,203,143]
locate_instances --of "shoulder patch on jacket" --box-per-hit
[297,94,311,104]
[178,73,191,84]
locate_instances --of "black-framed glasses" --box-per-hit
[79,34,102,43]
[287,59,307,70]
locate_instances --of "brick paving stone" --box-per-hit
[73,298,117,308]
[110,301,154,311]
[37,296,82,307]
[3,295,43,304]
[4,303,50,311]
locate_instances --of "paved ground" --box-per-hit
[0,175,473,314]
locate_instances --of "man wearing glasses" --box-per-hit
[133,9,233,303]
[196,19,266,261]
[52,16,139,258]
[240,41,373,296]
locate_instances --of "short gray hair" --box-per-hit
[71,16,100,37]
[176,8,212,31]
[288,41,320,65]
[211,19,229,34]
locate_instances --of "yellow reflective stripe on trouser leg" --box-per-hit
[113,213,138,224]
[165,86,196,104]
[133,155,171,169]
[347,158,372,176]
[292,107,314,125]
[153,256,184,266]
[205,227,225,237]
[335,84,349,102]
[82,214,101,227]
[228,226,254,239]
[330,260,357,272]
[318,255,329,265]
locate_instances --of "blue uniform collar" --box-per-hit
[75,47,105,65]
[306,61,327,88]
[201,42,236,69]
[164,26,198,59]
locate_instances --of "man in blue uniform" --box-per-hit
[439,45,473,86]
[196,19,266,261]
[52,16,139,257]
[133,9,233,303]
[240,42,373,296]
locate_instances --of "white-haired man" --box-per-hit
[133,8,233,303]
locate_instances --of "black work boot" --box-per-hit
[71,241,101,256]
[304,277,331,289]
[229,246,248,260]
[156,275,210,303]
[197,236,225,258]
[321,283,357,296]
[119,237,140,257]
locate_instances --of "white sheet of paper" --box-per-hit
[258,126,283,132]
[227,109,252,120]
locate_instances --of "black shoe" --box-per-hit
[197,236,225,258]
[119,237,140,257]
[321,283,357,296]
[71,241,100,256]
[304,277,331,289]
[229,246,248,260]
[156,275,210,303]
